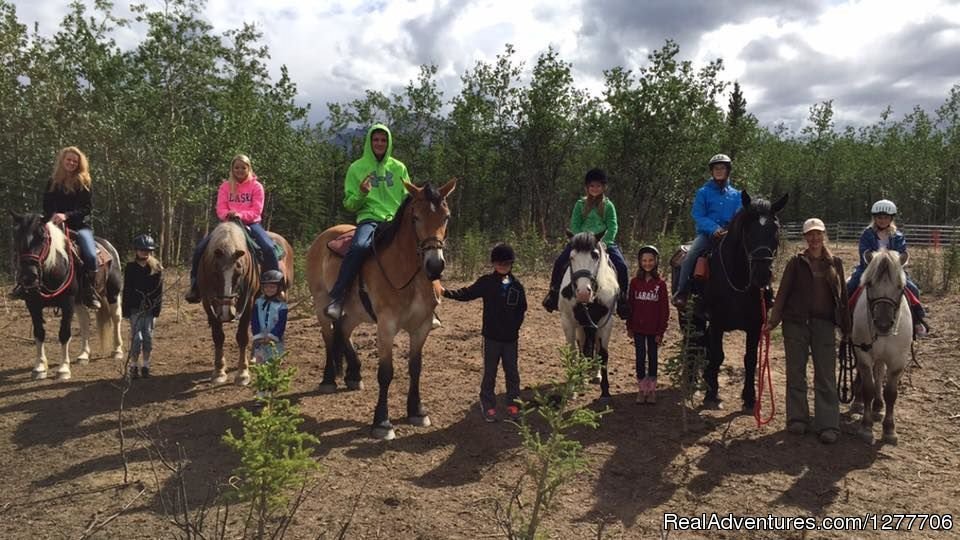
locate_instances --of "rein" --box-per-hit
[754,294,775,427]
[717,232,776,294]
[19,224,76,300]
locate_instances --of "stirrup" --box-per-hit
[324,299,344,321]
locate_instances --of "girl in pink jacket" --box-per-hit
[185,154,278,303]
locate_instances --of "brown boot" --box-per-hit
[83,271,101,309]
[185,277,201,304]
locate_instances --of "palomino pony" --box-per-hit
[196,220,293,385]
[850,249,912,444]
[558,231,619,402]
[306,180,455,440]
[11,212,123,380]
[677,191,788,410]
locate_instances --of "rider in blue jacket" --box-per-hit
[672,153,742,308]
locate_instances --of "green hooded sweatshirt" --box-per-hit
[343,124,411,223]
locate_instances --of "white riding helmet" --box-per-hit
[708,153,732,168]
[871,199,897,216]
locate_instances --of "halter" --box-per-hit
[17,224,75,300]
[853,284,905,351]
[372,211,447,291]
[567,247,614,330]
[206,259,253,322]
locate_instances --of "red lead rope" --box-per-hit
[754,294,775,427]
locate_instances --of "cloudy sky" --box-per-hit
[12,0,960,130]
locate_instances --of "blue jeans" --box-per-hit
[190,222,278,282]
[634,333,658,379]
[129,312,155,358]
[75,227,97,269]
[329,220,379,301]
[675,233,711,297]
[549,242,630,294]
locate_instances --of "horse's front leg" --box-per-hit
[234,311,251,386]
[598,327,612,400]
[210,316,228,384]
[856,358,877,444]
[55,302,74,380]
[372,321,399,440]
[28,303,48,379]
[882,367,903,444]
[742,326,760,411]
[406,322,432,427]
[75,304,91,363]
[702,325,725,406]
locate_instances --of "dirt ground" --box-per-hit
[0,242,958,539]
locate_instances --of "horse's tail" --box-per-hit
[96,298,120,355]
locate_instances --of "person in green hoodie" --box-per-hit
[324,124,411,320]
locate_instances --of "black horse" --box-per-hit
[11,212,123,379]
[673,191,788,410]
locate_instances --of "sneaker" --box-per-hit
[482,406,497,423]
[129,364,140,380]
[542,288,559,312]
[140,366,150,378]
[787,421,807,435]
[818,429,839,444]
[506,404,521,421]
[185,281,202,304]
[324,299,344,320]
[7,285,26,301]
[671,292,687,309]
[914,323,928,338]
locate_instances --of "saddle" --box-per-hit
[673,241,711,281]
[235,221,285,264]
[66,232,113,292]
[327,229,355,258]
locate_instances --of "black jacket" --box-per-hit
[122,261,163,318]
[42,179,92,230]
[443,272,527,342]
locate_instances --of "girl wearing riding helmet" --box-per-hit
[122,234,164,379]
[252,269,289,366]
[542,168,631,320]
[846,199,929,337]
[627,245,669,404]
[185,154,279,303]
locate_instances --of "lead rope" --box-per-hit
[753,294,775,427]
[837,337,856,404]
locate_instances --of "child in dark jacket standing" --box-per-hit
[626,245,669,404]
[122,234,163,379]
[442,244,527,422]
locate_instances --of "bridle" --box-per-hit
[718,222,778,294]
[373,202,448,291]
[206,259,253,322]
[853,283,905,351]
[567,245,614,330]
[17,223,75,299]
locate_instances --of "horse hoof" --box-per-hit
[372,424,396,441]
[318,383,338,394]
[859,429,875,445]
[235,371,251,386]
[883,431,899,445]
[589,376,602,384]
[112,351,124,361]
[408,415,431,427]
[850,402,864,414]
[346,380,364,391]
[32,369,47,380]
[76,356,90,365]
[212,372,229,385]
[741,402,756,413]
[597,395,612,407]
[57,370,71,381]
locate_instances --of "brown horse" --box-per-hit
[197,220,293,385]
[306,180,455,440]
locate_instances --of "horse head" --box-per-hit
[403,178,456,281]
[10,211,67,292]
[203,222,252,323]
[566,230,607,304]
[737,190,788,288]
[862,249,908,335]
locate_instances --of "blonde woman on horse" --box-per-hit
[324,124,412,320]
[185,154,279,303]
[846,199,929,337]
[10,147,101,309]
[765,218,851,444]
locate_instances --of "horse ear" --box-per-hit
[565,229,574,240]
[233,249,245,262]
[865,250,875,263]
[771,193,788,213]
[899,250,909,267]
[741,190,751,209]
[403,180,422,195]
[439,178,457,198]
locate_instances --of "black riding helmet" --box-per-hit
[584,168,607,185]
[260,269,286,290]
[490,243,516,263]
[133,234,156,251]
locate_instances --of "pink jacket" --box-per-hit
[216,176,264,225]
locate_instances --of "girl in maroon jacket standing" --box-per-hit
[627,245,670,404]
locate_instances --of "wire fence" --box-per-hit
[782,222,960,247]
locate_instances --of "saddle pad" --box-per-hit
[327,230,356,258]
[239,224,286,262]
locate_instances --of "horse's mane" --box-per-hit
[728,197,773,233]
[44,222,68,271]
[202,221,247,266]
[570,231,601,253]
[569,232,618,292]
[861,249,906,289]
[373,182,443,248]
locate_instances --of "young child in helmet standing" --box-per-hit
[252,270,289,366]
[122,234,163,378]
[543,168,631,320]
[847,199,930,337]
[442,244,527,422]
[627,246,669,404]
